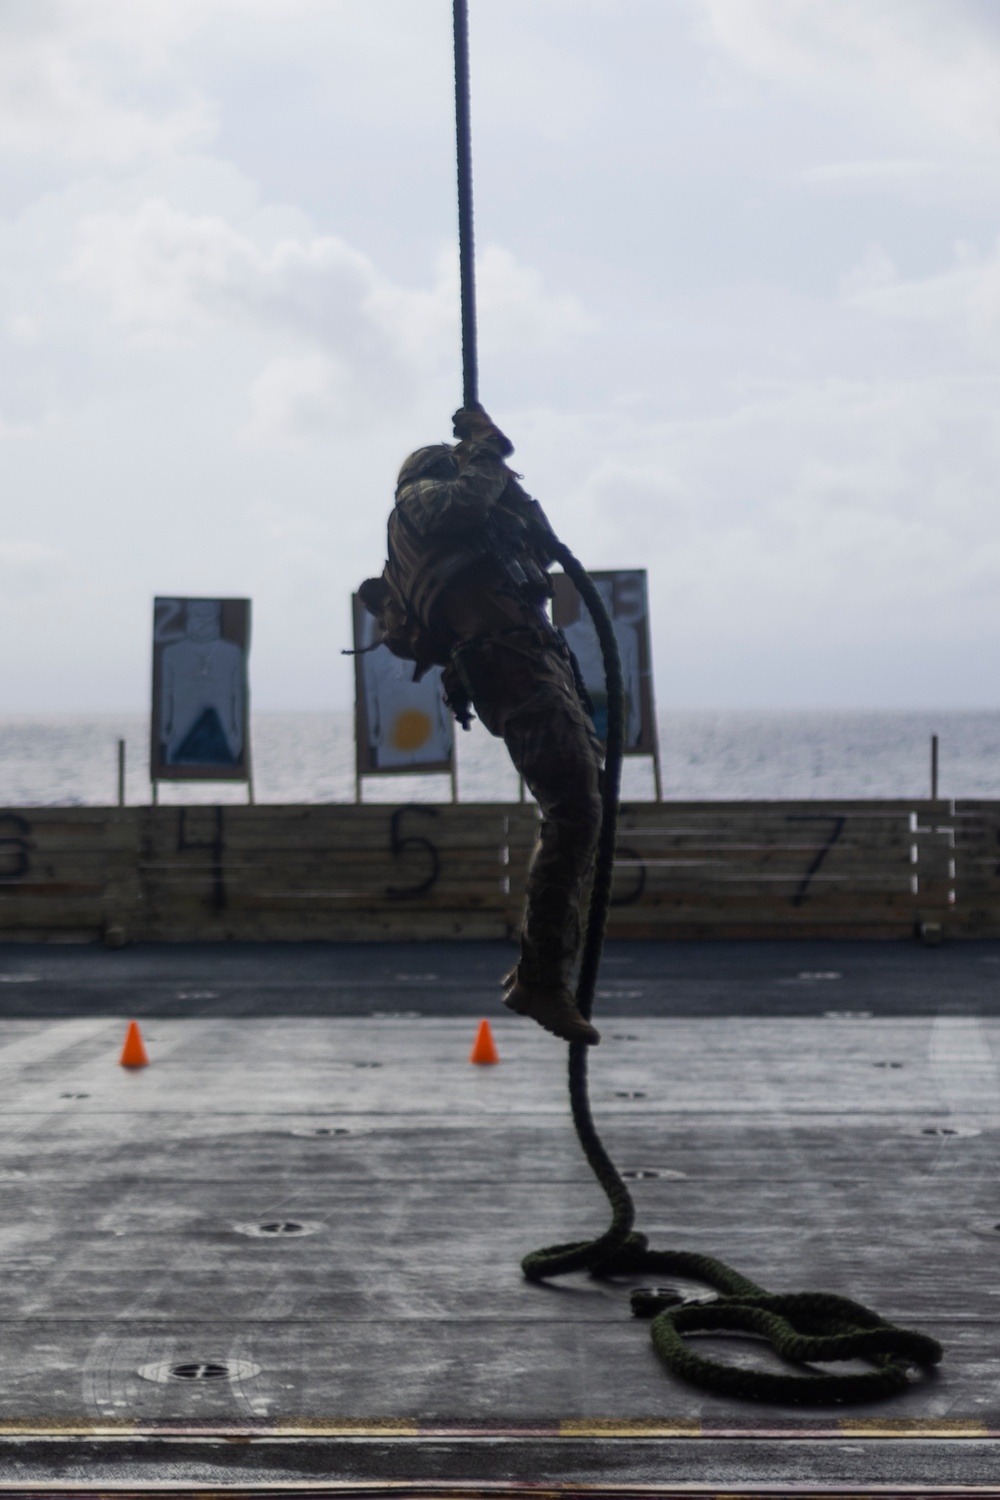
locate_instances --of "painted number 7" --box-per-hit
[786,814,847,908]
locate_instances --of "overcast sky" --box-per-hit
[2,0,1000,712]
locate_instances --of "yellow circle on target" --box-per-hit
[390,708,433,751]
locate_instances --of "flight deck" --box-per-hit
[0,940,995,1491]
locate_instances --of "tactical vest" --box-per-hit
[364,480,554,682]
[385,505,498,634]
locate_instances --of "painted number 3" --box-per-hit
[0,814,31,882]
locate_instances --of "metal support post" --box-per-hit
[931,734,939,800]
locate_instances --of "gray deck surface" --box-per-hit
[0,939,997,1489]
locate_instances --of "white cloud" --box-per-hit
[0,0,451,175]
[795,159,945,197]
[699,0,1000,148]
[534,358,1000,677]
[0,0,350,165]
[0,538,65,599]
[369,244,592,363]
[0,4,212,165]
[840,237,1000,336]
[477,246,594,348]
[838,244,899,300]
[0,538,61,565]
[6,0,1000,712]
[63,197,593,440]
[8,314,39,345]
[62,198,411,409]
[64,198,254,338]
[237,352,353,450]
[58,0,337,63]
[798,159,939,186]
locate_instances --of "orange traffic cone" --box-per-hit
[469,1019,500,1065]
[119,1019,149,1068]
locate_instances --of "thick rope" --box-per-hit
[453,0,478,408]
[521,544,943,1403]
[449,0,941,1407]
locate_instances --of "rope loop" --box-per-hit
[635,1285,942,1404]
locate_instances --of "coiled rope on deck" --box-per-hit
[521,545,943,1402]
[451,0,942,1403]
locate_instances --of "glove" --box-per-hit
[452,405,514,457]
[451,403,487,439]
[358,576,390,619]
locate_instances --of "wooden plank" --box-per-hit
[952,798,1000,933]
[604,894,921,919]
[138,803,524,836]
[616,840,916,859]
[610,855,918,877]
[0,861,134,889]
[138,898,517,923]
[0,798,987,942]
[211,865,519,892]
[949,911,1000,937]
[613,877,920,897]
[604,894,921,918]
[604,917,917,939]
[137,855,512,881]
[0,898,108,928]
[617,804,911,817]
[622,798,935,812]
[614,829,917,848]
[0,806,128,826]
[138,843,514,864]
[133,911,514,942]
[203,842,519,863]
[0,810,136,845]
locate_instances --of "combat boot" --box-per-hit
[502,978,600,1045]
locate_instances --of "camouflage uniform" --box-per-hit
[360,413,603,1042]
[450,625,602,1000]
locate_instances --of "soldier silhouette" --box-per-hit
[360,406,602,1044]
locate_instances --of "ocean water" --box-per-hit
[1,710,998,806]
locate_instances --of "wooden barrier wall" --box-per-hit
[0,799,990,943]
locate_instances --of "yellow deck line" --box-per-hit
[560,1421,703,1437]
[0,1416,994,1440]
[0,1421,139,1436]
[270,1420,420,1436]
[839,1418,991,1438]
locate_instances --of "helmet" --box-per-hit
[396,443,458,491]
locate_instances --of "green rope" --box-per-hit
[522,543,943,1404]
